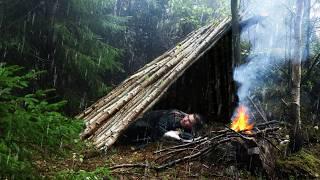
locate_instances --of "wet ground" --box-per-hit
[35,139,240,179]
[34,123,320,179]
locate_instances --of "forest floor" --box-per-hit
[34,124,320,179]
[34,141,320,179]
[33,122,255,179]
[35,142,249,179]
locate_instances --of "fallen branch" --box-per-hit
[248,96,268,123]
[153,121,281,170]
[110,121,282,174]
[110,163,154,170]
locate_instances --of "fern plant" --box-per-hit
[0,64,83,178]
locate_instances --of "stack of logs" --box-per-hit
[153,120,282,176]
[76,17,232,149]
[111,120,282,178]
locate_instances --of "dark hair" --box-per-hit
[193,113,205,130]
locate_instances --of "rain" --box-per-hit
[0,0,320,179]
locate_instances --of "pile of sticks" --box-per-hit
[153,120,281,170]
[110,121,282,173]
[76,17,232,149]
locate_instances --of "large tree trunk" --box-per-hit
[303,0,311,62]
[289,0,305,153]
[231,0,240,67]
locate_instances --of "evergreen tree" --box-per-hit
[0,0,127,114]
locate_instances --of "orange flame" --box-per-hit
[231,105,254,133]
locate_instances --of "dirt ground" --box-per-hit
[35,139,246,179]
[106,142,235,179]
[34,122,320,179]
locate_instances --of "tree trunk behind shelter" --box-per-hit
[289,0,305,153]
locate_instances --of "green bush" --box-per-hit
[0,64,83,178]
[55,167,111,180]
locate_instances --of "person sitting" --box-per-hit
[120,109,204,144]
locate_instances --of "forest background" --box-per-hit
[1,0,320,178]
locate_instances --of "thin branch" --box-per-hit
[263,137,281,151]
[255,120,279,128]
[248,96,268,122]
[110,163,155,170]
[224,125,254,141]
[154,138,208,154]
[281,98,289,107]
[155,147,200,161]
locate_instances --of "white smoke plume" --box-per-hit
[234,0,306,104]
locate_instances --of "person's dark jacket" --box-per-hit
[123,109,192,143]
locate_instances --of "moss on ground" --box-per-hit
[276,149,320,178]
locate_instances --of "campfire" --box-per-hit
[231,105,254,133]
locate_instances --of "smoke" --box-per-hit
[234,0,304,104]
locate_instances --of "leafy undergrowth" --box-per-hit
[54,167,112,179]
[0,64,85,179]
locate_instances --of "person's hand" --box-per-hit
[193,136,203,141]
[163,130,181,141]
[180,136,205,143]
[163,131,205,143]
[180,138,194,143]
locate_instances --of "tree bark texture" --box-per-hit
[303,0,311,62]
[289,0,305,153]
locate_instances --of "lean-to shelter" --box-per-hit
[77,17,237,149]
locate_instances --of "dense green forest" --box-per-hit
[0,0,227,114]
[1,0,320,179]
[0,0,229,178]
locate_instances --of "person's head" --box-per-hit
[180,113,204,130]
